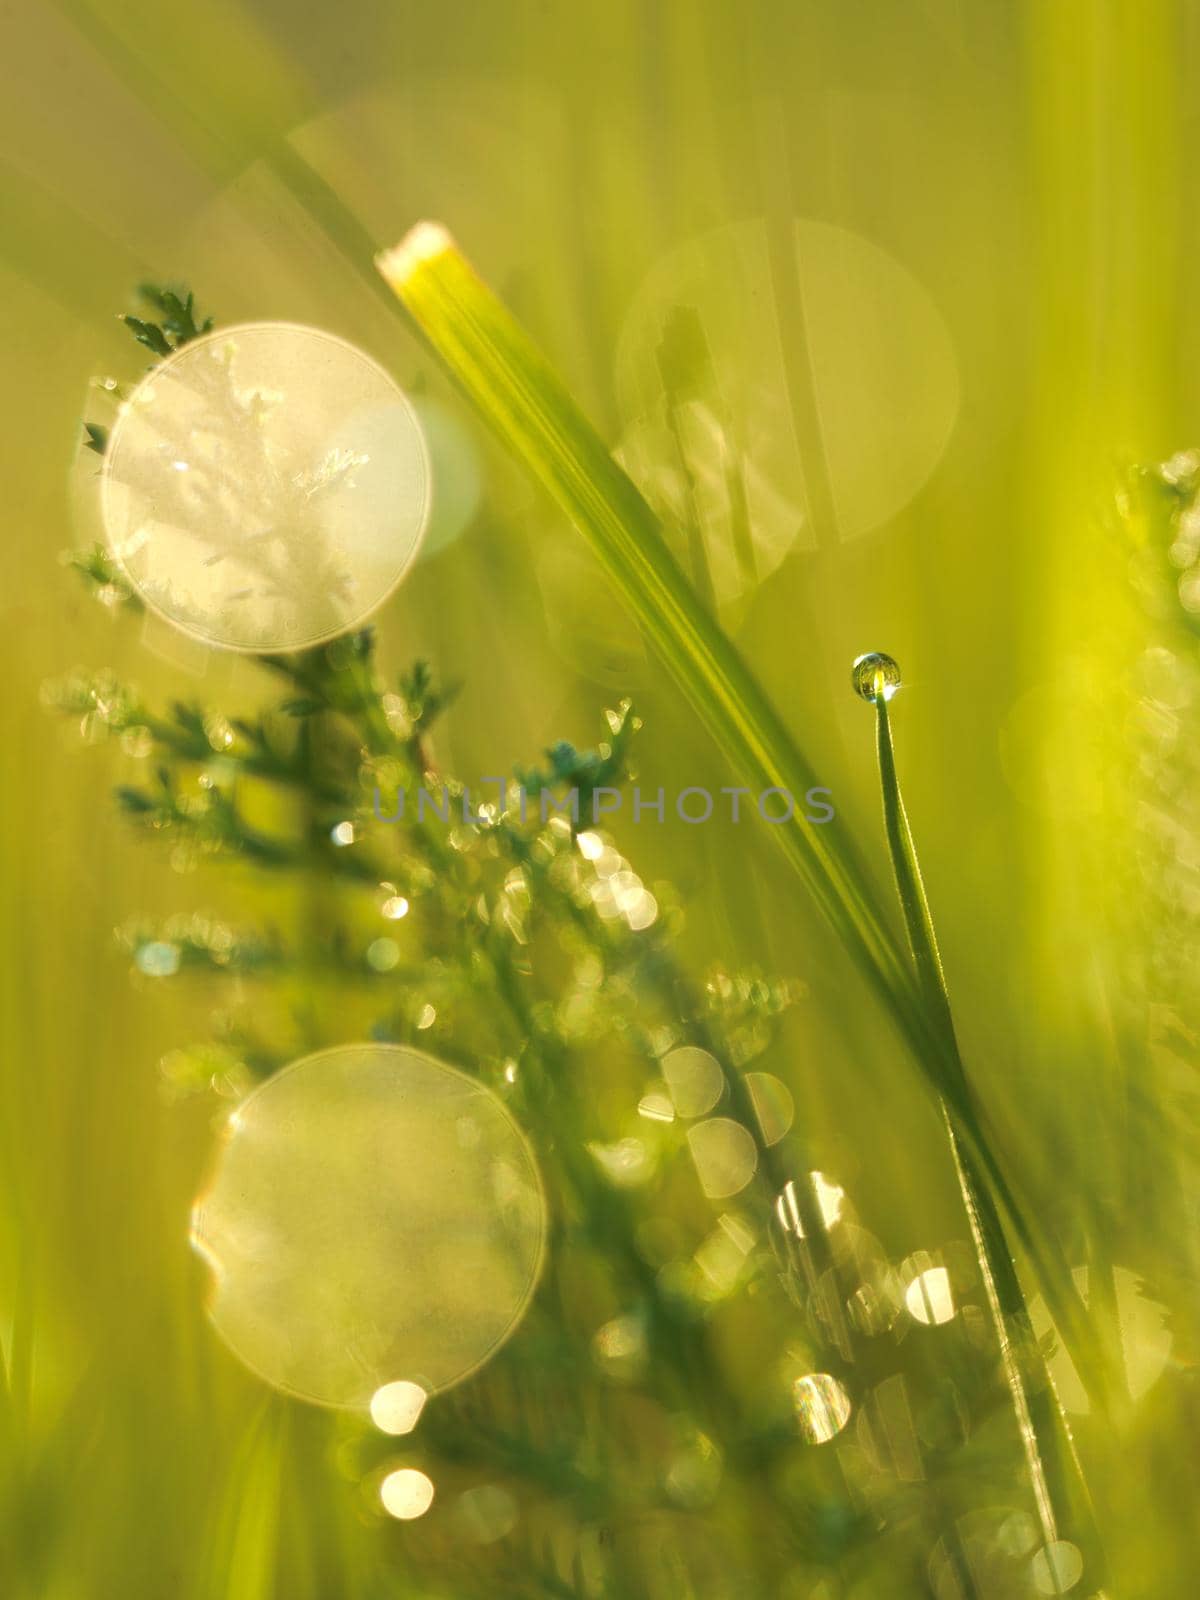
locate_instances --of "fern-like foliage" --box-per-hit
[45,285,1063,1600]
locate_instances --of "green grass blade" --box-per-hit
[375,224,1107,1407]
[378,226,921,1031]
[873,683,1107,1584]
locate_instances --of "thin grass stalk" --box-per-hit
[374,223,1108,1411]
[377,226,918,1027]
[872,679,1106,1587]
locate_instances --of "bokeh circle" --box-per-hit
[190,1043,547,1408]
[102,323,430,651]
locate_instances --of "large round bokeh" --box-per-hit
[102,323,430,651]
[190,1043,547,1408]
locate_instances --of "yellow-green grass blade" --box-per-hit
[874,684,1106,1582]
[375,223,1109,1410]
[378,226,919,1033]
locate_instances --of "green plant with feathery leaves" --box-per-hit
[39,277,1128,1599]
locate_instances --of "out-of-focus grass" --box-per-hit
[1,0,1198,1594]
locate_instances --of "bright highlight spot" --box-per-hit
[380,1467,435,1520]
[136,941,181,978]
[813,1171,846,1229]
[851,651,902,703]
[904,1266,956,1326]
[637,1088,675,1123]
[376,221,456,285]
[775,1171,846,1238]
[369,1380,427,1436]
[792,1372,852,1444]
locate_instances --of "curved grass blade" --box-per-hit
[375,223,1109,1410]
[378,224,918,1033]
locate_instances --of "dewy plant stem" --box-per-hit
[870,664,1105,1590]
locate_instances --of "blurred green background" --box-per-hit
[1,0,1197,1594]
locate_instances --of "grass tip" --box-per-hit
[375,222,457,288]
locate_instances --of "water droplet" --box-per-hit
[190,1043,547,1406]
[792,1372,852,1443]
[852,651,902,702]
